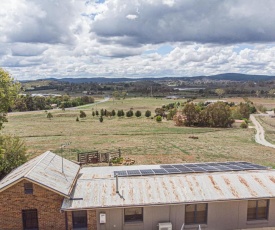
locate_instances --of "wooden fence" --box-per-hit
[77,149,121,165]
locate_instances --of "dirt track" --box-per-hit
[250,114,275,148]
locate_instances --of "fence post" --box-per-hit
[98,151,101,162]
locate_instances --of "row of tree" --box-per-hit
[91,109,152,118]
[11,95,95,112]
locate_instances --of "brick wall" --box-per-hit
[87,210,97,230]
[66,210,97,230]
[0,179,65,230]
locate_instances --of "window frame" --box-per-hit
[247,199,269,221]
[22,209,39,230]
[185,203,208,225]
[24,183,33,194]
[72,210,88,229]
[124,207,143,223]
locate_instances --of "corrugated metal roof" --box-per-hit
[0,151,80,197]
[61,165,275,210]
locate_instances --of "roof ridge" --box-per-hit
[24,151,52,178]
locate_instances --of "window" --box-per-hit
[72,211,87,229]
[22,209,39,230]
[24,183,33,194]
[247,200,269,221]
[185,203,207,225]
[124,207,143,223]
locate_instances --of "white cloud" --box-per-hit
[0,0,275,80]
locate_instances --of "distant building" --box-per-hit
[1,151,275,230]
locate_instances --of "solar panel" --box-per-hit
[186,164,199,168]
[202,166,220,172]
[127,170,141,176]
[114,162,268,177]
[161,165,175,169]
[177,167,194,173]
[152,169,167,174]
[172,165,186,169]
[114,171,127,177]
[165,168,181,173]
[140,169,154,175]
[190,167,207,172]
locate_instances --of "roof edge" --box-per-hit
[61,196,275,211]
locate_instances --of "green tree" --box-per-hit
[0,68,20,130]
[96,110,99,116]
[206,102,233,127]
[145,110,151,118]
[0,135,27,179]
[47,112,53,120]
[111,110,116,116]
[126,110,133,117]
[135,110,142,117]
[99,116,103,122]
[92,111,95,117]
[182,103,199,126]
[80,110,86,119]
[215,88,225,98]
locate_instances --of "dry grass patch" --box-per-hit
[3,97,275,167]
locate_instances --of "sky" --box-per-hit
[0,0,275,80]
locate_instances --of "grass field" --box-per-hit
[2,97,275,167]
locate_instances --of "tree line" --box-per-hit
[11,95,95,112]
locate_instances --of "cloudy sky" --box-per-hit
[0,0,275,80]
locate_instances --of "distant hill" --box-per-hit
[27,73,275,83]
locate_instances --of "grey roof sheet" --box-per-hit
[0,151,80,197]
[61,165,275,210]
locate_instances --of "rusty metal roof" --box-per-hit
[61,165,275,210]
[0,151,80,197]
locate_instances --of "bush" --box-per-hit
[240,121,248,128]
[80,110,86,118]
[135,110,141,117]
[96,110,99,116]
[111,110,116,116]
[156,115,162,122]
[92,111,95,117]
[126,110,134,117]
[145,110,151,118]
[76,116,79,122]
[47,112,53,119]
[99,116,103,122]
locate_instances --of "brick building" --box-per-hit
[1,151,275,230]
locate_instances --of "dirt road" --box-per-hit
[250,114,275,148]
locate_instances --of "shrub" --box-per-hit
[92,111,95,117]
[135,110,141,117]
[145,110,151,118]
[80,110,86,118]
[240,121,248,128]
[126,110,133,117]
[47,112,53,119]
[111,110,116,116]
[76,116,79,122]
[96,110,99,116]
[99,116,103,122]
[156,115,162,122]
